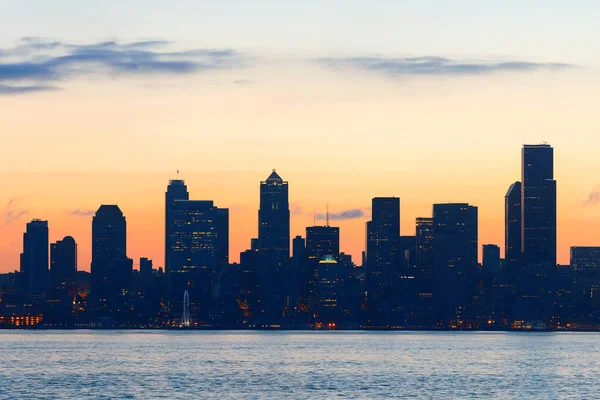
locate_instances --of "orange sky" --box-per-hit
[1,56,600,272]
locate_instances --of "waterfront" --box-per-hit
[1,331,599,398]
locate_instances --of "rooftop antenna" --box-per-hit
[313,209,316,227]
[326,202,329,227]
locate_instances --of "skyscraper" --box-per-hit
[91,205,132,305]
[20,219,49,296]
[168,200,229,320]
[306,226,340,260]
[50,236,77,299]
[165,179,189,276]
[258,170,290,317]
[365,197,401,316]
[504,181,522,284]
[305,226,340,307]
[432,203,478,315]
[521,144,556,272]
[416,217,434,287]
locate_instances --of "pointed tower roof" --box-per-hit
[266,169,283,182]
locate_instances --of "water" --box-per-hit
[1,331,598,399]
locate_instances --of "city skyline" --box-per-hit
[2,2,600,273]
[1,145,599,273]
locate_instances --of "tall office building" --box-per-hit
[482,244,501,275]
[365,197,401,314]
[258,170,290,316]
[305,226,340,305]
[165,180,189,276]
[91,205,133,304]
[504,181,522,284]
[432,203,478,314]
[521,144,557,272]
[20,219,49,296]
[168,200,229,319]
[50,236,77,299]
[306,226,340,260]
[416,217,434,287]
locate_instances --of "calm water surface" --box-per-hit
[1,330,599,399]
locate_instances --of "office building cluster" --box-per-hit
[2,144,600,330]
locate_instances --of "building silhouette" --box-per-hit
[50,236,77,300]
[521,144,557,273]
[416,217,434,288]
[432,203,478,318]
[258,170,290,318]
[91,205,132,308]
[504,181,522,284]
[571,247,600,273]
[365,197,401,318]
[20,219,49,297]
[165,179,189,287]
[482,244,501,275]
[168,199,229,321]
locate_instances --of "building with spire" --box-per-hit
[258,170,290,318]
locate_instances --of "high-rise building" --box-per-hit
[504,181,522,283]
[521,144,556,272]
[432,203,478,314]
[306,226,340,260]
[165,180,189,277]
[258,170,290,316]
[571,247,600,273]
[482,244,501,275]
[50,236,77,299]
[168,200,229,320]
[91,205,133,305]
[20,219,49,296]
[416,217,434,286]
[365,197,401,316]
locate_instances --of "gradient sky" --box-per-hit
[1,1,600,272]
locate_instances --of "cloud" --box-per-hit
[0,37,246,95]
[318,56,572,78]
[583,187,600,207]
[69,209,96,217]
[1,198,29,226]
[0,84,58,95]
[316,208,366,221]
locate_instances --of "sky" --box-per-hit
[1,1,599,272]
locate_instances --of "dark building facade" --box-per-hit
[482,244,501,275]
[91,205,132,306]
[504,181,522,284]
[306,226,340,260]
[416,217,434,288]
[50,236,77,299]
[365,197,401,317]
[432,203,478,316]
[258,170,290,317]
[571,247,600,273]
[168,200,229,321]
[521,144,556,272]
[165,179,189,277]
[20,219,49,296]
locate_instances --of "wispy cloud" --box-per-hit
[316,208,367,221]
[1,198,29,226]
[318,56,572,78]
[69,209,96,217]
[0,37,247,95]
[583,186,600,207]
